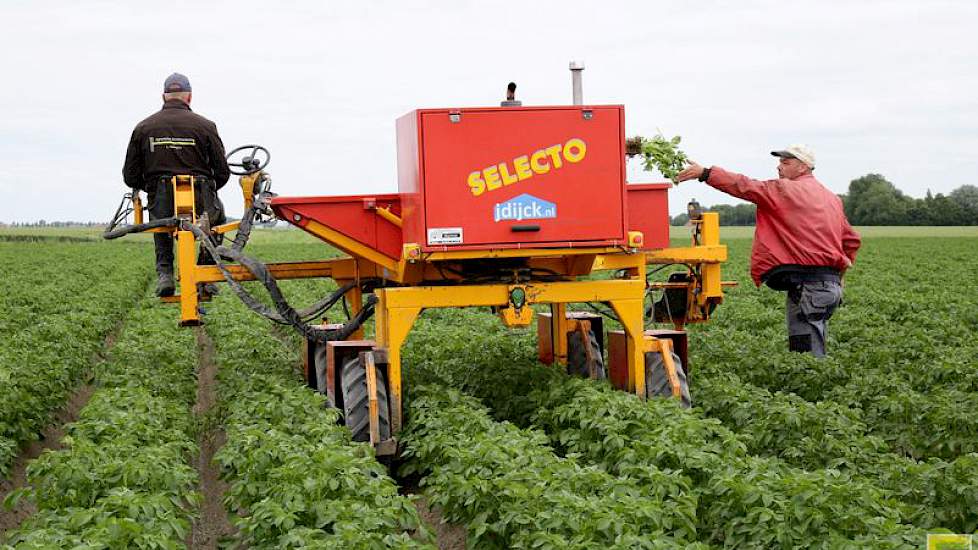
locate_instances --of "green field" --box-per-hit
[1,225,976,548]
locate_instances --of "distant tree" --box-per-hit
[846,174,912,225]
[670,175,978,227]
[949,185,978,224]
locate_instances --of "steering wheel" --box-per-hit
[227,144,270,175]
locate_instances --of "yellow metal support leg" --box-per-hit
[176,229,200,326]
[551,303,568,365]
[374,288,422,435]
[363,351,381,445]
[609,298,646,397]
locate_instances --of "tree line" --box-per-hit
[671,174,978,226]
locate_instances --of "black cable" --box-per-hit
[103,217,179,240]
[231,206,256,252]
[187,221,372,343]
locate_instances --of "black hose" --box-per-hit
[186,221,373,343]
[231,206,256,252]
[103,217,179,240]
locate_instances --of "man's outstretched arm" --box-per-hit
[676,161,777,208]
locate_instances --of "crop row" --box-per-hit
[694,334,978,461]
[0,241,152,477]
[402,308,928,547]
[671,371,978,533]
[2,295,199,548]
[693,237,978,461]
[400,385,706,549]
[205,289,433,549]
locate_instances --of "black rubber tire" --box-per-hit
[645,351,691,408]
[567,329,606,380]
[340,355,392,442]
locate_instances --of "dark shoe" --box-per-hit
[198,283,219,300]
[156,273,176,297]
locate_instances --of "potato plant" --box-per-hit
[404,322,922,548]
[0,241,152,476]
[205,290,432,549]
[2,295,199,549]
[400,385,705,549]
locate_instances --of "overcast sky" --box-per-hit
[2,0,976,223]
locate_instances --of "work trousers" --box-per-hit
[785,280,843,358]
[147,178,227,274]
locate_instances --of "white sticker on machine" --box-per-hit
[428,227,463,245]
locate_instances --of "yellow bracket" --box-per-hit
[239,173,259,210]
[300,218,401,274]
[643,337,681,400]
[211,221,241,235]
[498,306,533,327]
[172,175,197,220]
[375,206,403,228]
[133,192,144,225]
[363,351,381,445]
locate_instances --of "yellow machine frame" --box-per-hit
[146,174,728,454]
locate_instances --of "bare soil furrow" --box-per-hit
[190,327,234,549]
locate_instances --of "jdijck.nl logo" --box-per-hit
[494,194,557,222]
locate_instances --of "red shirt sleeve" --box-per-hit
[704,166,779,209]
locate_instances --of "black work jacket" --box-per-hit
[122,100,230,191]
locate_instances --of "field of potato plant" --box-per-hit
[1,226,976,548]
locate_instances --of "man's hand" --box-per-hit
[676,161,705,183]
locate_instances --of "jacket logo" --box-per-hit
[149,137,196,152]
[494,194,557,222]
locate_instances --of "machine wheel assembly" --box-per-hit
[644,351,691,408]
[340,355,392,442]
[567,329,606,380]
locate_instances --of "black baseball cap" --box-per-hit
[163,73,192,93]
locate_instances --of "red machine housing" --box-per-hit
[397,105,629,251]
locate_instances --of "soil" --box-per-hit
[190,327,234,549]
[414,496,467,550]
[399,479,466,550]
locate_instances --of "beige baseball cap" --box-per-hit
[771,144,815,168]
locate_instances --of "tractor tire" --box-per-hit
[645,351,691,408]
[340,355,392,443]
[567,329,606,380]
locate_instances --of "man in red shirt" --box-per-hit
[676,145,861,357]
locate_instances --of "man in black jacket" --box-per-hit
[122,73,230,297]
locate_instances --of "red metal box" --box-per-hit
[397,106,627,251]
[625,183,671,249]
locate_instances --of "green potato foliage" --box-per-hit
[627,134,689,183]
[0,241,152,477]
[400,386,705,549]
[3,292,199,549]
[205,289,433,549]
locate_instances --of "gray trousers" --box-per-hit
[786,281,843,358]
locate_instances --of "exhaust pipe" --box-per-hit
[569,61,584,105]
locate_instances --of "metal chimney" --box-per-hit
[569,61,584,105]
